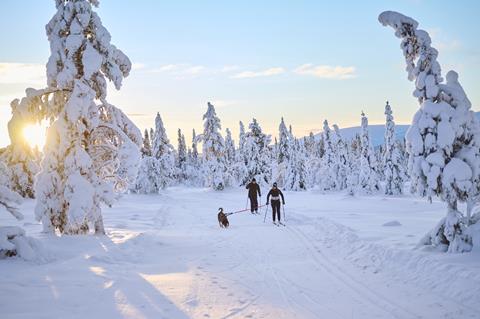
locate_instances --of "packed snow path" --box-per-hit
[1,188,480,318]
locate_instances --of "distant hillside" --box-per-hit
[336,124,409,147]
[318,112,479,147]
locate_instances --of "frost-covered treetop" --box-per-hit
[378,11,441,103]
[361,111,368,129]
[56,0,100,8]
[378,11,418,33]
[47,0,131,99]
[384,101,393,121]
[203,102,222,132]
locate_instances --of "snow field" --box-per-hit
[1,187,479,319]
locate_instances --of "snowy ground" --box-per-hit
[1,187,480,319]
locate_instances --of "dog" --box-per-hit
[217,208,230,228]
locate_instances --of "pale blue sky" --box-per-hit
[0,0,479,147]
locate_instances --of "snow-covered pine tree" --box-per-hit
[176,128,188,183]
[284,138,307,191]
[275,117,292,187]
[278,117,291,164]
[380,11,480,252]
[1,101,42,199]
[22,0,142,235]
[358,112,380,194]
[303,132,318,188]
[333,124,348,190]
[184,128,202,186]
[152,113,176,189]
[383,101,405,195]
[191,129,199,165]
[141,129,152,157]
[238,121,247,164]
[244,118,272,186]
[132,156,158,194]
[225,128,236,165]
[317,134,325,158]
[0,160,42,260]
[305,132,316,157]
[149,128,155,148]
[346,134,361,195]
[199,102,230,190]
[0,161,23,223]
[234,121,248,185]
[317,120,339,191]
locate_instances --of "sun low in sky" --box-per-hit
[22,122,47,149]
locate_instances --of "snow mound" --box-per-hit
[312,217,480,309]
[382,220,402,227]
[0,226,47,262]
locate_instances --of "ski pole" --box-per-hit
[263,204,269,223]
[283,205,286,222]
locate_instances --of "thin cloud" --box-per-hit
[131,62,147,70]
[149,63,207,78]
[150,64,183,73]
[184,65,206,75]
[294,64,356,79]
[0,62,45,85]
[220,65,240,73]
[231,67,285,79]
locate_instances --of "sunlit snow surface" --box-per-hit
[1,187,479,318]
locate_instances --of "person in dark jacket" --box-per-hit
[266,182,285,224]
[246,178,261,214]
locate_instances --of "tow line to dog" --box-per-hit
[225,205,267,216]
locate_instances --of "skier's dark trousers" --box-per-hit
[246,178,261,213]
[266,183,285,223]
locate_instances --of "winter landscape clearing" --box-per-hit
[2,1,480,319]
[2,188,480,319]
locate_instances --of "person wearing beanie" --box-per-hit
[266,182,285,224]
[245,178,261,214]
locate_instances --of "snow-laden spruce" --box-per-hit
[141,129,152,157]
[345,134,361,195]
[224,128,236,166]
[278,117,291,164]
[185,128,202,186]
[379,11,480,252]
[0,161,43,260]
[176,128,188,183]
[1,104,41,199]
[333,124,348,191]
[198,102,230,190]
[358,112,380,194]
[383,102,405,195]
[243,118,272,186]
[317,120,339,191]
[151,113,176,189]
[274,117,292,187]
[284,138,307,191]
[11,0,144,235]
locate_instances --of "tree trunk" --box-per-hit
[94,215,105,235]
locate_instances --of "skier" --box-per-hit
[246,178,261,214]
[266,182,285,225]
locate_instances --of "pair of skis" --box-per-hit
[264,205,287,226]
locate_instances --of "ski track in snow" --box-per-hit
[1,187,480,319]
